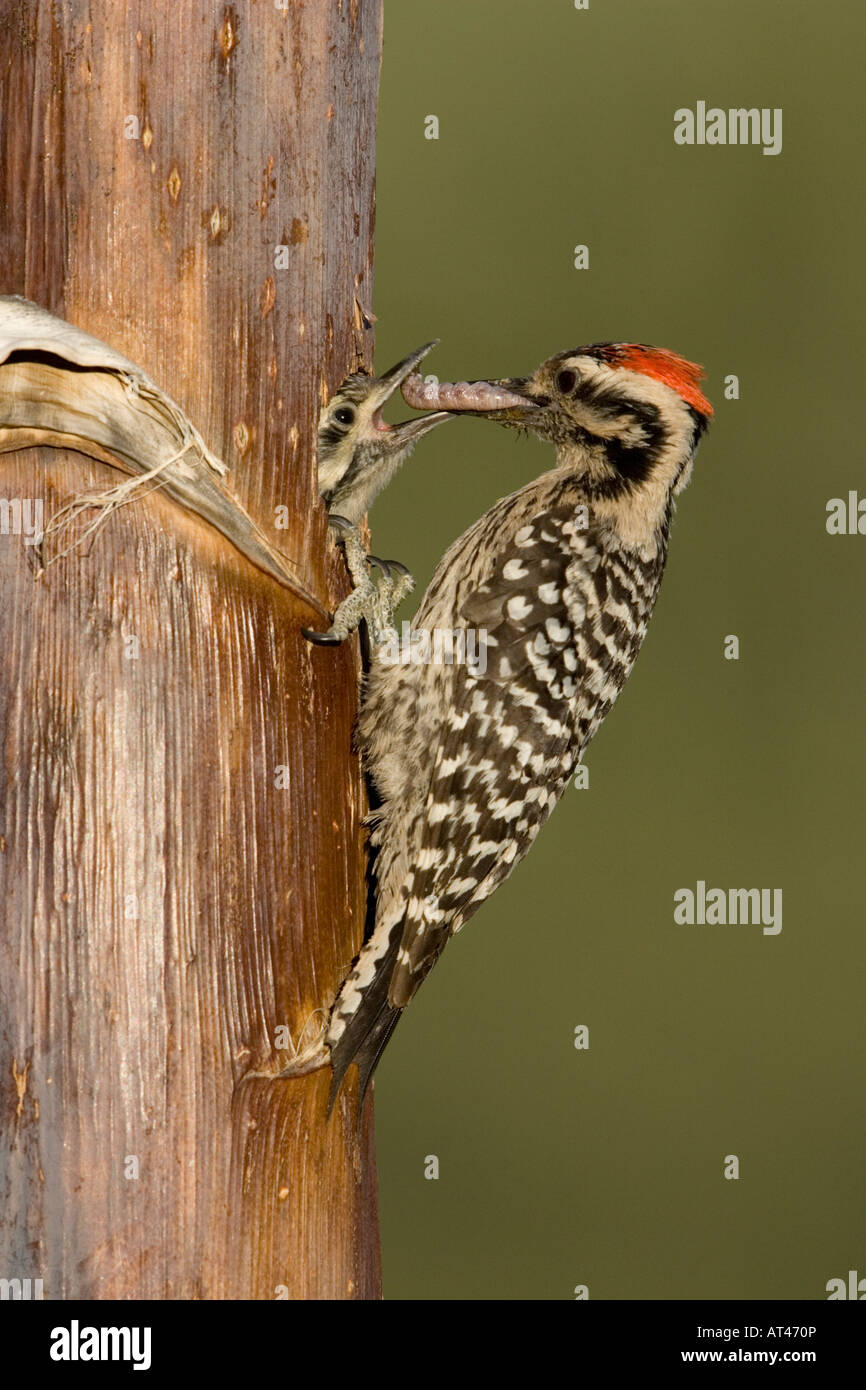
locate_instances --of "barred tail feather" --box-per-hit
[327,923,404,1115]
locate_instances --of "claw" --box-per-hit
[380,559,415,618]
[302,625,343,646]
[385,559,411,579]
[311,514,415,647]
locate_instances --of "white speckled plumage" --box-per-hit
[327,342,712,1103]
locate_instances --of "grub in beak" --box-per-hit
[400,373,538,415]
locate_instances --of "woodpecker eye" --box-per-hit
[334,406,355,426]
[556,369,577,394]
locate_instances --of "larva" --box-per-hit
[401,373,531,413]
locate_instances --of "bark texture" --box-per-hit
[0,0,382,1299]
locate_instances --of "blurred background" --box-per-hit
[368,0,864,1299]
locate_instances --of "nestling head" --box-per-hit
[317,341,451,523]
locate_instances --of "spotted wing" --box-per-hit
[388,504,601,1007]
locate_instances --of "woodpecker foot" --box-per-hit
[302,517,415,646]
[241,1009,331,1080]
[374,559,415,636]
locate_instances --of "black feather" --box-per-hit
[327,924,404,1119]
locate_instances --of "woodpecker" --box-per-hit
[327,341,712,1103]
[303,342,450,645]
[318,341,450,524]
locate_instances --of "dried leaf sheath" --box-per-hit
[0,296,324,613]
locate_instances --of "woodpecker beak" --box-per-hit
[477,377,547,423]
[366,341,452,450]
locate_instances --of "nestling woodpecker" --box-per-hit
[318,341,451,523]
[303,342,450,645]
[327,341,713,1103]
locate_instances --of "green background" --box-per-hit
[368,0,864,1299]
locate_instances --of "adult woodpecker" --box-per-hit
[303,341,450,645]
[327,341,712,1104]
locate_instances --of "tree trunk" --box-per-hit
[0,0,382,1300]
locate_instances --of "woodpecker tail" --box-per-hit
[327,924,404,1116]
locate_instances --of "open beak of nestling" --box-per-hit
[366,341,453,451]
[400,370,544,424]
